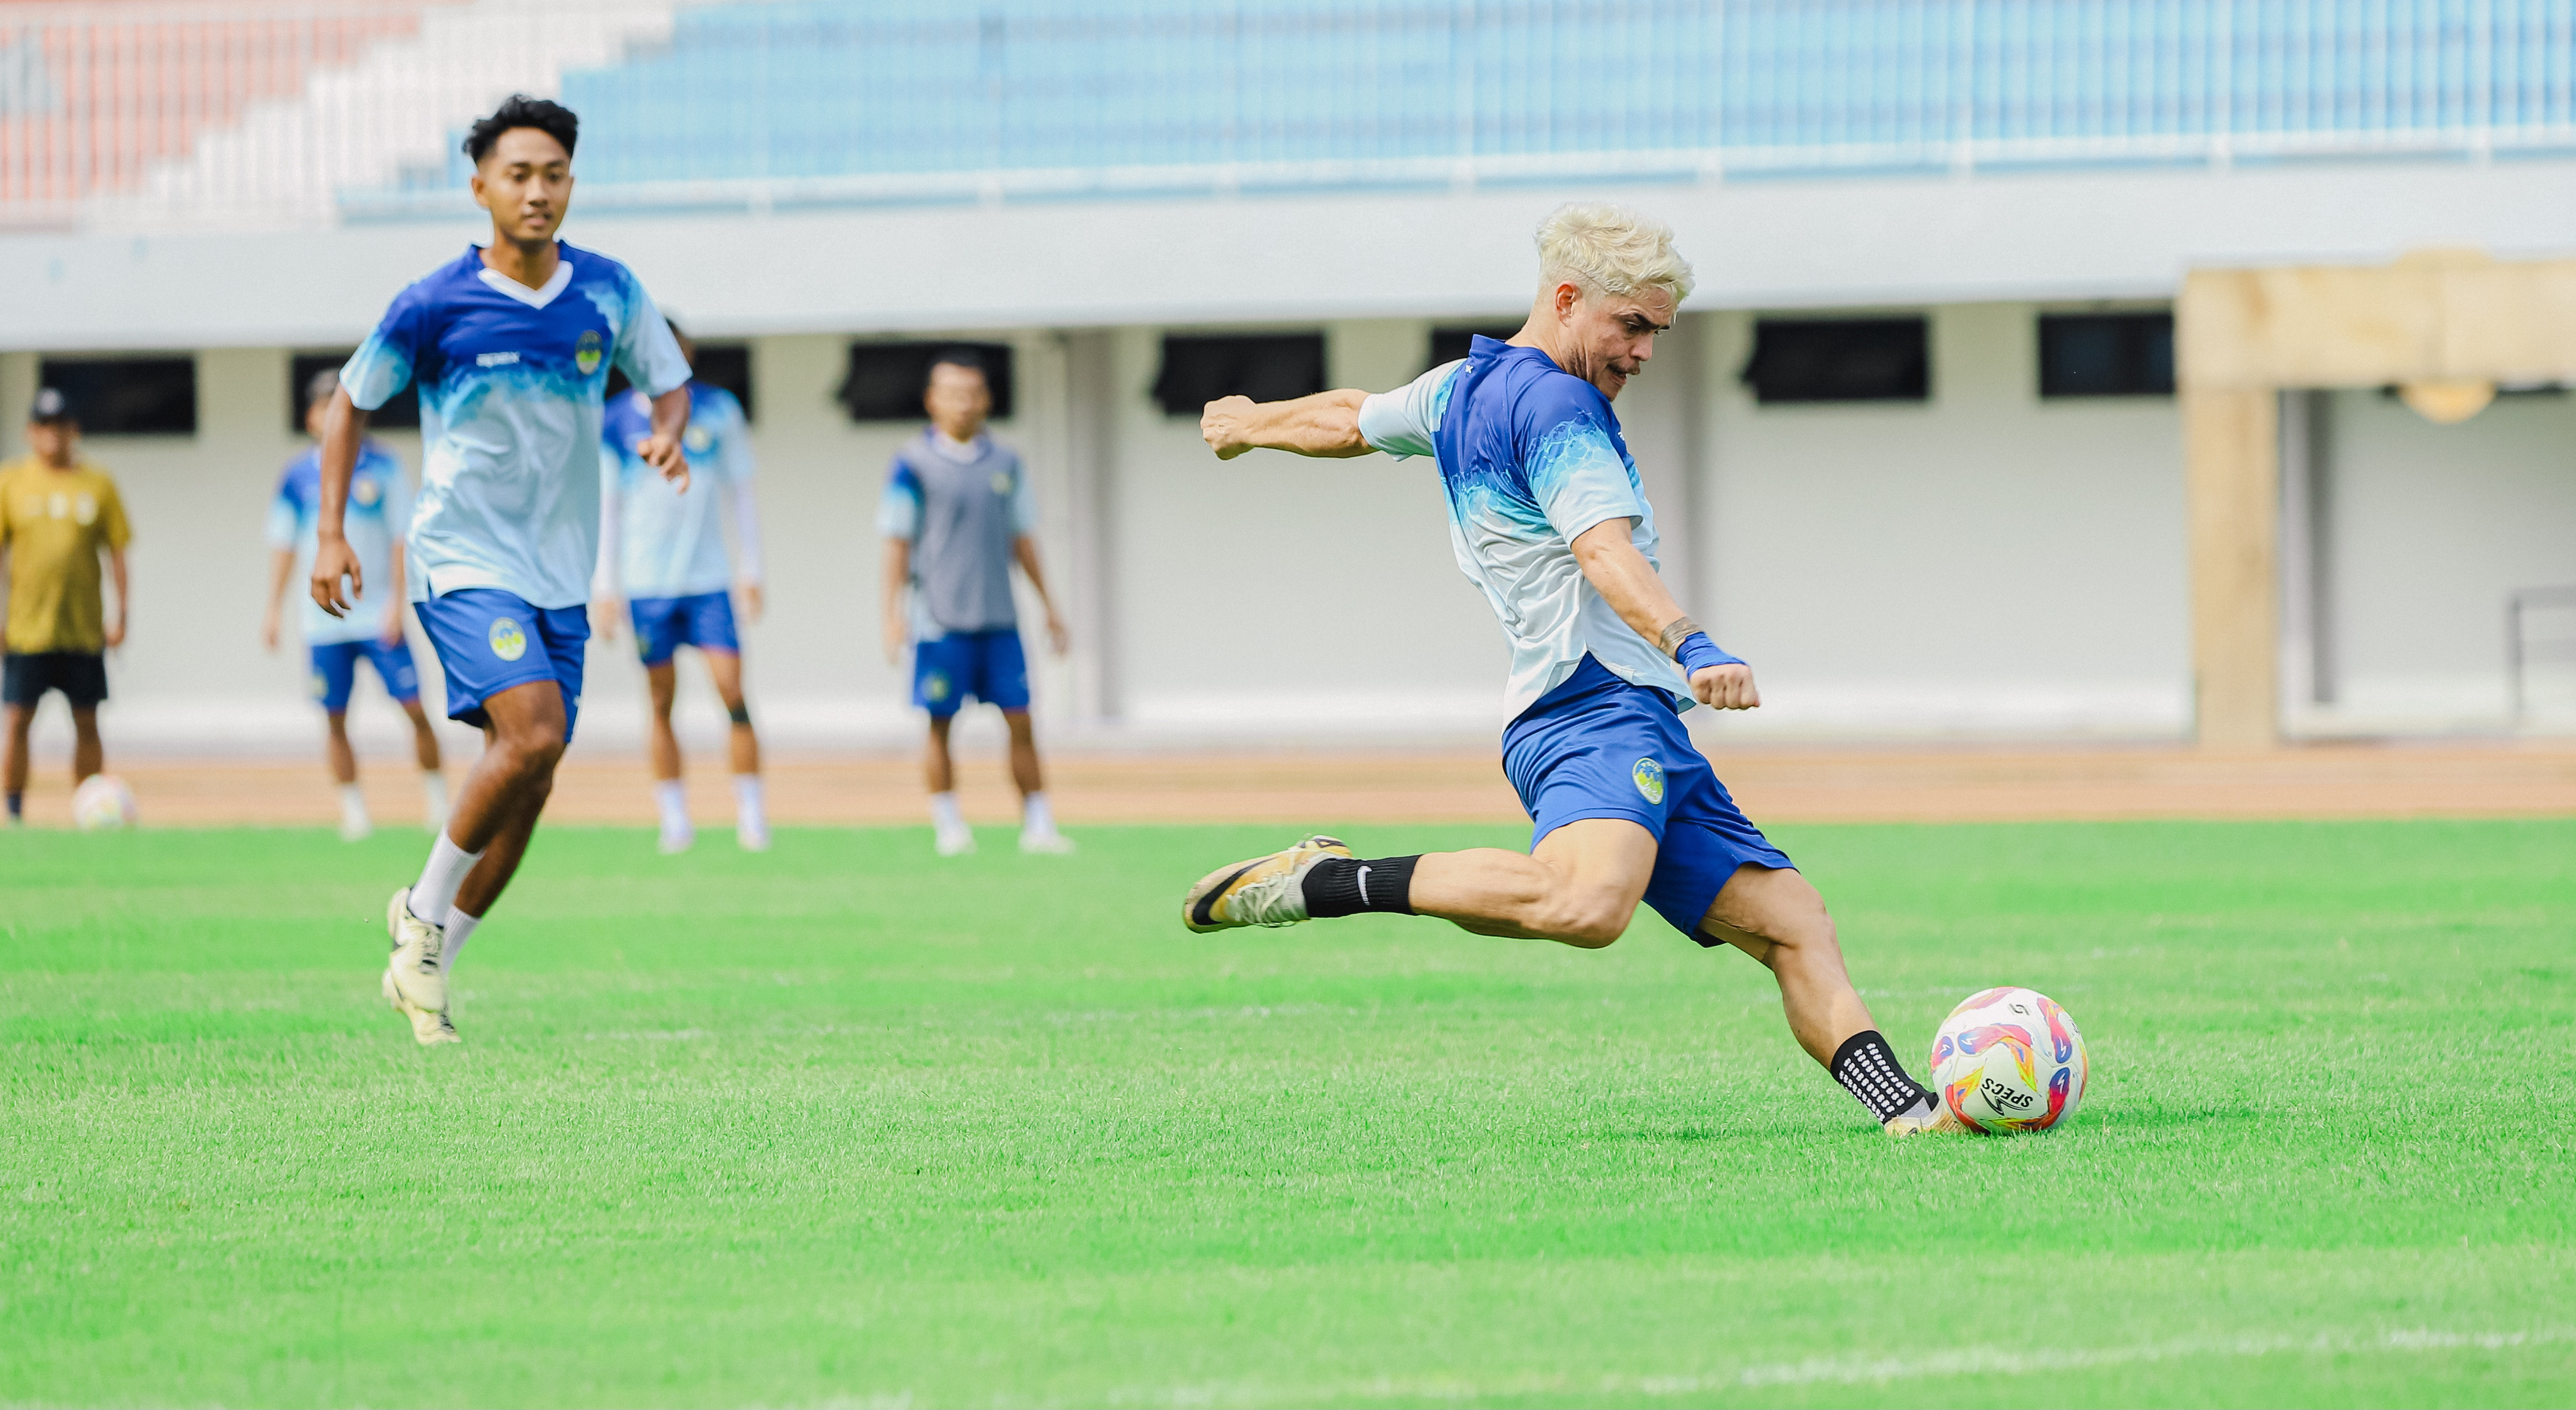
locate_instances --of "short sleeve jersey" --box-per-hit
[264,441,411,645]
[340,242,691,609]
[876,431,1038,639]
[1357,336,1685,716]
[600,383,752,599]
[0,458,132,654]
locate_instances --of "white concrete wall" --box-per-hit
[1690,303,2191,740]
[2314,389,2576,730]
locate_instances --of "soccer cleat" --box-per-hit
[1181,835,1352,932]
[381,887,460,1046]
[1019,830,1077,856]
[1884,1101,1973,1138]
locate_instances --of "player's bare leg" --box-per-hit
[324,710,371,841]
[397,696,449,833]
[68,705,101,785]
[645,660,692,853]
[703,648,766,850]
[1004,708,1070,853]
[4,704,33,823]
[924,713,972,855]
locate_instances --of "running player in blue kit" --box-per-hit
[263,369,448,842]
[1186,203,1962,1135]
[309,95,694,1045]
[593,320,769,855]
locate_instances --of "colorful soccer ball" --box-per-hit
[1927,987,2087,1133]
[71,774,137,832]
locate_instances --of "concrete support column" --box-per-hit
[2183,386,2281,748]
[1058,329,1120,723]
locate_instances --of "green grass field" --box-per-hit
[3,818,2571,1407]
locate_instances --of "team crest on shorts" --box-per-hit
[488,616,529,662]
[684,424,715,454]
[922,671,952,703]
[575,330,605,376]
[309,672,328,700]
[1632,756,1666,805]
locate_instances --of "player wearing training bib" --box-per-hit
[878,349,1072,857]
[593,323,769,855]
[1184,203,1964,1136]
[263,369,448,842]
[309,95,693,1046]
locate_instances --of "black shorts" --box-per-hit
[2,651,109,709]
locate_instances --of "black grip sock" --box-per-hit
[1302,856,1420,917]
[1831,1029,1934,1124]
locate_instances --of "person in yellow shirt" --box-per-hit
[1,387,133,825]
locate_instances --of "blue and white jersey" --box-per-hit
[1357,335,1686,717]
[264,441,412,646]
[341,242,691,610]
[597,382,761,600]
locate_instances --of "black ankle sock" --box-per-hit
[1831,1029,1933,1124]
[1302,855,1420,917]
[4,792,20,820]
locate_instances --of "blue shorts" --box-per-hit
[1501,655,1794,945]
[412,588,589,741]
[629,591,739,667]
[308,637,421,713]
[912,628,1029,717]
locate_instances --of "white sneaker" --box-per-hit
[339,812,374,843]
[659,821,696,856]
[936,826,978,857]
[737,819,771,853]
[382,887,460,1046]
[1019,830,1077,855]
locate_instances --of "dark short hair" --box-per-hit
[926,348,987,387]
[463,94,578,165]
[661,314,687,342]
[304,369,342,417]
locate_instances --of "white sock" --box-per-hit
[929,791,965,834]
[420,772,450,828]
[655,780,691,835]
[409,831,483,926]
[338,783,370,828]
[1021,791,1056,838]
[444,909,482,966]
[733,774,765,831]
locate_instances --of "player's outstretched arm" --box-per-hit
[1568,520,1759,711]
[1201,390,1373,460]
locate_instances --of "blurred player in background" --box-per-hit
[311,95,692,1045]
[592,320,768,854]
[1186,203,1963,1136]
[263,368,448,842]
[878,350,1072,856]
[1,388,130,827]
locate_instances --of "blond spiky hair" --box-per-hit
[1534,202,1696,304]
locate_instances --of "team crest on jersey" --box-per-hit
[989,471,1012,497]
[575,329,605,376]
[1632,757,1666,805]
[352,478,381,508]
[488,617,529,662]
[684,424,715,454]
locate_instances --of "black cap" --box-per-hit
[29,387,73,425]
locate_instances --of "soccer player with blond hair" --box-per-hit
[1188,202,1962,1135]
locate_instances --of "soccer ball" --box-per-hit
[71,774,138,832]
[1927,987,2088,1133]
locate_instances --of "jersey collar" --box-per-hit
[475,251,574,309]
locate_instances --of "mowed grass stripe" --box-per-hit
[2,820,2570,1407]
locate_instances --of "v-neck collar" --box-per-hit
[475,247,573,309]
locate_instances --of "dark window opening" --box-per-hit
[290,351,420,431]
[1428,325,1521,370]
[1152,333,1326,416]
[37,356,199,436]
[1739,319,1928,404]
[2038,313,2174,398]
[606,342,755,420]
[838,341,1015,422]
